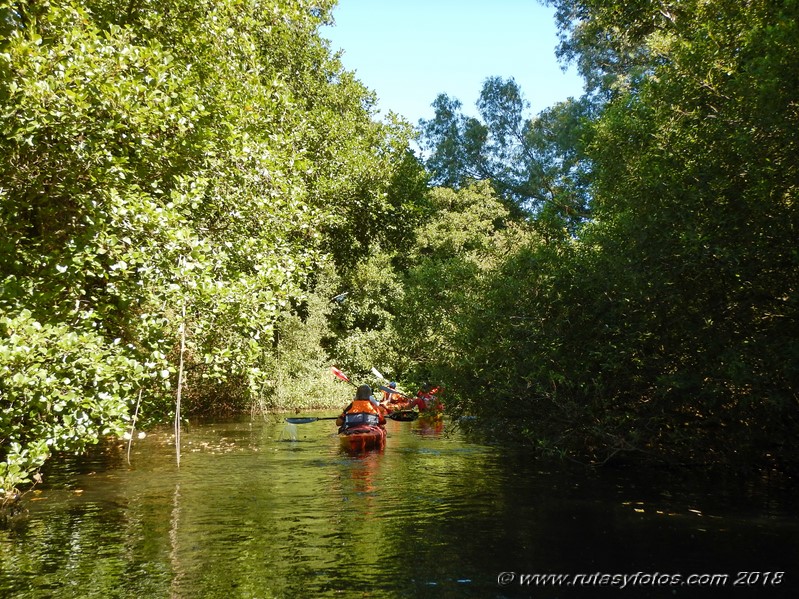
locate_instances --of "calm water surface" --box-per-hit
[1,416,797,598]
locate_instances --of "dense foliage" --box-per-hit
[426,0,799,469]
[331,181,534,388]
[1,0,423,501]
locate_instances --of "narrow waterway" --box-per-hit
[1,416,796,598]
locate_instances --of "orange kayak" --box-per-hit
[339,425,386,452]
[384,399,413,412]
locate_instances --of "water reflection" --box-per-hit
[1,417,797,598]
[278,422,299,442]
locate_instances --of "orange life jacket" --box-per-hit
[382,388,404,404]
[341,399,385,427]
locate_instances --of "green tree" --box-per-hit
[1,0,423,500]
[418,77,592,234]
[388,182,537,386]
[445,0,799,467]
[578,0,799,464]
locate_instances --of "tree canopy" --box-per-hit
[431,0,799,468]
[418,78,593,235]
[1,0,425,500]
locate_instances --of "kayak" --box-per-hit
[339,424,386,452]
[384,398,413,412]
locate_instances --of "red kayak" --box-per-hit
[339,424,386,452]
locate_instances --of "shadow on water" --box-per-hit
[1,416,797,598]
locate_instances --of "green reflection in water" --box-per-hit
[1,417,797,598]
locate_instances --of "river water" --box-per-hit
[1,416,797,598]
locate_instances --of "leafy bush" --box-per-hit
[0,309,154,502]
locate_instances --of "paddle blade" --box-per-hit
[330,366,350,383]
[371,367,387,381]
[379,385,411,400]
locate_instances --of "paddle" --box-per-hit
[285,410,418,425]
[331,366,356,387]
[335,366,397,399]
[378,385,413,400]
[285,416,339,424]
[372,367,411,397]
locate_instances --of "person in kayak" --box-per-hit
[409,382,444,412]
[336,384,386,432]
[381,381,403,405]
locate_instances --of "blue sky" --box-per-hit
[321,0,585,126]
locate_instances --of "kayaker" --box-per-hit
[409,382,443,412]
[381,381,402,404]
[336,384,386,432]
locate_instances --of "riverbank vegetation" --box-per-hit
[3,0,798,503]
